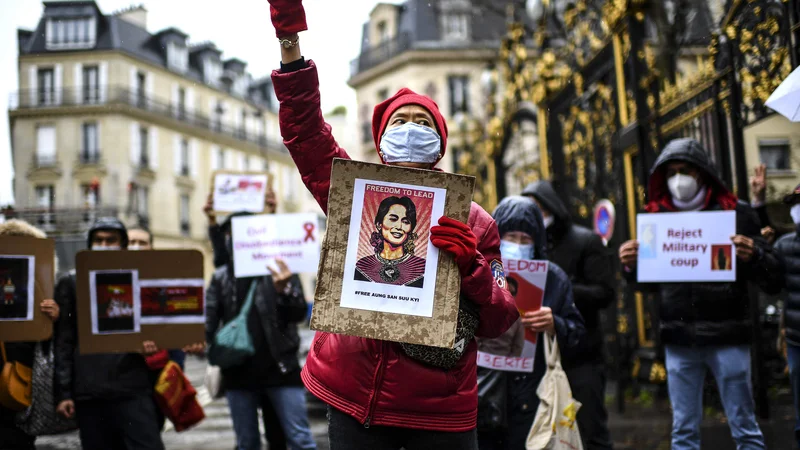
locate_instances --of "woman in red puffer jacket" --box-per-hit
[267,2,519,448]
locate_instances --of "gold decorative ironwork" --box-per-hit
[659,59,717,113]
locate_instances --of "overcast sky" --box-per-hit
[0,0,391,205]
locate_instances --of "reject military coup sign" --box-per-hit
[636,210,737,283]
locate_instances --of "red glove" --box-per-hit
[269,0,308,38]
[430,216,478,275]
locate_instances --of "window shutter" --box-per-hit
[225,150,234,170]
[145,72,154,108]
[171,83,179,117]
[28,65,37,107]
[98,62,108,103]
[173,134,181,174]
[211,145,220,171]
[186,87,195,115]
[54,64,63,105]
[150,127,159,169]
[190,140,199,176]
[95,122,101,155]
[74,63,83,104]
[130,122,140,165]
[463,76,470,114]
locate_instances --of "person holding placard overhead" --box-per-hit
[266,1,518,448]
[618,138,783,450]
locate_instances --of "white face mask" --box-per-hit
[667,174,700,201]
[128,245,142,251]
[542,216,554,229]
[499,240,534,260]
[92,245,120,251]
[791,204,800,225]
[379,123,441,164]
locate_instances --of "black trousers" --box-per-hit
[565,362,613,450]
[327,405,478,450]
[76,395,164,450]
[0,416,35,450]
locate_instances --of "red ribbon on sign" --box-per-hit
[303,222,316,242]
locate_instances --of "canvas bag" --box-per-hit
[208,280,257,370]
[204,364,224,399]
[526,336,584,450]
[0,342,32,411]
[16,341,77,436]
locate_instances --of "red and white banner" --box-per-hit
[477,258,548,372]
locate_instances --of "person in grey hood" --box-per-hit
[619,138,783,450]
[477,196,584,450]
[521,180,615,449]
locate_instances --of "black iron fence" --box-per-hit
[9,86,288,153]
[350,33,413,76]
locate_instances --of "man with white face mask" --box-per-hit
[618,138,783,450]
[54,217,165,450]
[773,183,800,448]
[521,180,615,450]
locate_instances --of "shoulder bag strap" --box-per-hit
[237,280,258,319]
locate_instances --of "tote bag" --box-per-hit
[526,335,583,450]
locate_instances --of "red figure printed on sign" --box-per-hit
[3,278,15,305]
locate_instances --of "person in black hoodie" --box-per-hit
[54,217,164,450]
[0,219,61,450]
[521,180,615,450]
[205,212,316,450]
[618,138,783,450]
[481,196,585,450]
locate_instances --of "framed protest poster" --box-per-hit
[0,236,55,342]
[76,250,204,354]
[312,158,475,348]
[211,170,272,215]
[637,210,736,283]
[232,213,321,277]
[477,259,548,372]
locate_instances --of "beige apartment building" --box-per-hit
[8,2,320,275]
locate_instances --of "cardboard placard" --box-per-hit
[232,213,321,277]
[211,170,273,215]
[311,158,475,348]
[76,250,205,354]
[477,259,548,372]
[637,211,737,283]
[0,236,55,342]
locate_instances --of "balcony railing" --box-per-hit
[78,151,101,165]
[9,86,288,153]
[31,154,58,169]
[350,33,413,77]
[5,206,119,236]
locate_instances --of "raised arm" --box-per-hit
[269,4,350,214]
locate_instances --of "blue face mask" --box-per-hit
[379,123,441,164]
[500,240,534,260]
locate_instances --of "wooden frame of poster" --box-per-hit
[0,236,55,342]
[311,158,476,348]
[210,170,274,216]
[75,250,205,354]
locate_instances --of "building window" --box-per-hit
[177,87,186,119]
[283,166,297,203]
[244,156,251,171]
[81,183,99,208]
[136,186,149,226]
[240,109,248,138]
[35,125,56,167]
[377,21,389,43]
[139,127,150,168]
[46,17,95,50]
[37,68,55,106]
[83,65,99,104]
[216,147,225,170]
[81,122,98,163]
[180,194,191,235]
[448,75,470,116]
[759,139,791,171]
[377,88,389,102]
[180,139,190,176]
[136,71,146,108]
[442,13,469,41]
[35,186,55,210]
[167,42,188,73]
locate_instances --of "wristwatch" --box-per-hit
[278,35,300,49]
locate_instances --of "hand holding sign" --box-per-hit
[619,240,639,269]
[268,258,292,293]
[731,234,755,262]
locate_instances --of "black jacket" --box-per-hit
[521,181,615,367]
[53,272,152,402]
[624,139,784,347]
[205,266,307,387]
[209,224,228,269]
[775,229,800,346]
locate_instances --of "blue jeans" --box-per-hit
[226,386,316,450]
[665,345,764,450]
[787,343,800,448]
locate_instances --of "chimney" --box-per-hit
[115,4,148,29]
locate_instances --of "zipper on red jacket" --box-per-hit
[364,341,388,428]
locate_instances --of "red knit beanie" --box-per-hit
[371,88,448,165]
